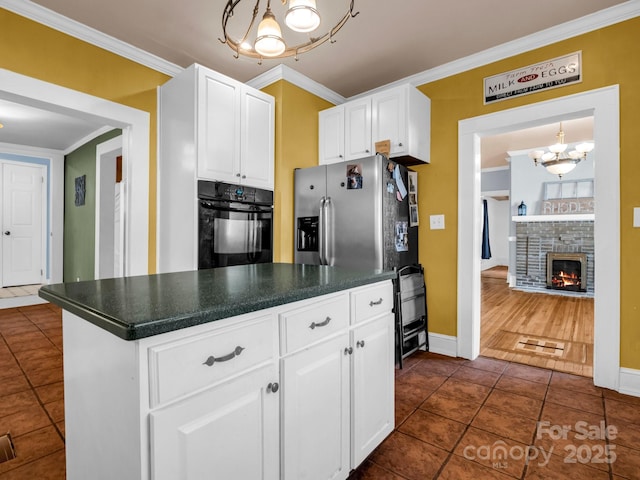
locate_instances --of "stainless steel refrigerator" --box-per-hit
[294,154,418,270]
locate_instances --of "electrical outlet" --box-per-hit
[634,207,640,228]
[429,214,445,230]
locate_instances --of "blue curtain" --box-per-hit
[482,199,492,260]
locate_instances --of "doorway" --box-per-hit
[457,86,620,391]
[95,135,124,279]
[0,68,151,278]
[1,161,46,287]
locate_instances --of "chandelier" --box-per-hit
[528,122,594,178]
[220,0,358,61]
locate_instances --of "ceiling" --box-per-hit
[0,0,618,156]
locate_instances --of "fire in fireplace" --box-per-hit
[546,252,587,292]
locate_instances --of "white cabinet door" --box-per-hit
[351,313,395,467]
[319,106,345,165]
[198,71,241,182]
[241,88,275,189]
[372,88,408,157]
[150,363,279,480]
[282,334,350,480]
[345,98,372,160]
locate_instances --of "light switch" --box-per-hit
[634,207,640,228]
[430,214,445,230]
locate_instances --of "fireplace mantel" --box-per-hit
[512,214,594,222]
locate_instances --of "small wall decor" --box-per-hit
[75,175,86,206]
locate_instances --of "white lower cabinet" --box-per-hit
[150,363,279,480]
[62,281,394,480]
[282,334,351,480]
[351,313,395,467]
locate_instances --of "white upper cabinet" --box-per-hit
[160,63,275,191]
[197,67,275,189]
[345,98,373,160]
[319,106,345,164]
[319,84,430,165]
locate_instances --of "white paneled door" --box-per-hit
[2,163,44,287]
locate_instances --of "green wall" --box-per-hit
[63,129,121,282]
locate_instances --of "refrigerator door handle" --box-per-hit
[319,197,326,265]
[324,196,333,265]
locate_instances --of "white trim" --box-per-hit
[619,368,640,398]
[481,166,510,173]
[246,65,346,105]
[0,143,64,284]
[481,189,510,198]
[95,135,123,280]
[350,1,640,99]
[3,0,638,106]
[427,333,458,358]
[458,86,620,391]
[0,295,48,309]
[512,214,594,222]
[0,68,150,277]
[64,126,114,156]
[0,0,182,78]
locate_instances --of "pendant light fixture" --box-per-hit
[528,122,594,178]
[254,1,286,57]
[221,0,358,62]
[285,0,320,32]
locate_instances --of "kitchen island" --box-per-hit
[39,263,396,480]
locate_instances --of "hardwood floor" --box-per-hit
[481,268,594,377]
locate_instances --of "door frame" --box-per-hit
[0,68,150,276]
[0,160,47,287]
[457,86,620,390]
[95,135,123,279]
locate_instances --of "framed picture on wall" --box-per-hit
[75,175,86,206]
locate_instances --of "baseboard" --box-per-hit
[619,367,640,398]
[428,333,457,358]
[0,295,47,309]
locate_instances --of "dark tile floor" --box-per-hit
[351,353,640,480]
[2,305,640,479]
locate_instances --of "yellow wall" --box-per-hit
[0,9,170,273]
[4,9,640,369]
[412,18,640,369]
[262,80,333,262]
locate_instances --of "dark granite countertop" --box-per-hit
[38,263,395,341]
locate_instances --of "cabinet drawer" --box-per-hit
[149,314,277,407]
[280,294,349,354]
[351,281,393,324]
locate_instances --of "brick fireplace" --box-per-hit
[515,220,594,296]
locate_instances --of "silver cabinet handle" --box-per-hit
[309,316,331,330]
[398,142,403,147]
[338,154,343,158]
[344,347,353,355]
[369,298,383,306]
[3,231,9,236]
[236,173,241,177]
[356,340,365,348]
[365,149,370,153]
[202,346,244,366]
[267,382,279,393]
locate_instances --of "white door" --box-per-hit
[372,88,407,156]
[319,106,345,165]
[345,98,372,161]
[2,162,44,287]
[241,88,275,189]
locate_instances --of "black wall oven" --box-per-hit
[198,180,273,269]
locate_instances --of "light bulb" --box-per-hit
[528,150,544,160]
[255,8,286,57]
[576,142,594,153]
[545,162,577,177]
[548,142,567,154]
[285,0,320,32]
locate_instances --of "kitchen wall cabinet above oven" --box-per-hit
[159,63,275,190]
[319,84,431,166]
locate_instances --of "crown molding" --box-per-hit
[247,65,345,105]
[481,165,510,173]
[0,0,183,77]
[350,0,640,99]
[3,0,638,102]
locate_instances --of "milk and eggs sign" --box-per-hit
[484,52,582,104]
